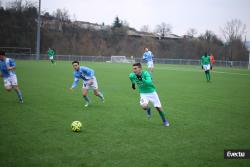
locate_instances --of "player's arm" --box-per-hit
[142,72,153,85]
[129,74,136,90]
[200,57,203,69]
[7,65,16,70]
[7,59,16,70]
[71,77,79,90]
[142,53,147,60]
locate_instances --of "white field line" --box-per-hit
[156,67,250,76]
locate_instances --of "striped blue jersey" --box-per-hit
[71,66,95,88]
[143,51,154,62]
[0,58,16,78]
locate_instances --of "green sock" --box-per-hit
[158,111,166,122]
[15,89,23,101]
[208,71,211,81]
[205,72,209,81]
[83,96,90,103]
[97,92,104,100]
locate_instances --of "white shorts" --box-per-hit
[140,92,162,108]
[82,76,98,90]
[147,61,154,68]
[3,75,18,87]
[49,56,54,60]
[203,64,211,71]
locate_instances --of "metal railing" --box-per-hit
[6,53,250,69]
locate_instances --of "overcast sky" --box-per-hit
[3,0,250,39]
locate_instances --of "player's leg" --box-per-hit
[149,92,169,126]
[93,89,104,102]
[3,77,12,92]
[207,70,211,81]
[150,62,154,73]
[50,57,54,64]
[82,85,90,107]
[10,75,23,103]
[204,71,209,81]
[147,61,154,74]
[149,67,153,73]
[4,78,12,92]
[91,77,104,102]
[13,85,23,103]
[140,94,151,118]
[203,65,209,81]
[207,64,211,81]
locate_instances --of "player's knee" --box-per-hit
[5,87,12,91]
[82,91,88,96]
[155,107,162,112]
[94,91,99,96]
[140,104,148,109]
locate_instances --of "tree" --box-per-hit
[221,19,247,61]
[186,28,197,37]
[53,8,70,22]
[221,19,246,42]
[7,0,23,11]
[155,22,172,37]
[140,25,151,32]
[112,16,122,28]
[6,0,37,11]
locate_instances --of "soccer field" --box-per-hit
[0,61,250,167]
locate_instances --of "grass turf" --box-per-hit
[0,61,250,167]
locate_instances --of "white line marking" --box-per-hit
[156,67,250,76]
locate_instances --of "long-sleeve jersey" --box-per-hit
[143,51,154,62]
[71,66,95,88]
[129,71,156,93]
[47,49,55,57]
[201,55,211,65]
[0,58,16,78]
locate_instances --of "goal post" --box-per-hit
[245,41,250,70]
[110,56,135,63]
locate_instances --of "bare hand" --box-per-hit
[88,79,94,85]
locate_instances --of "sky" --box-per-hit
[3,0,250,40]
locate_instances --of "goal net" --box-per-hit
[0,47,31,55]
[110,56,135,63]
[0,47,32,59]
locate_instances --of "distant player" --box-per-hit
[210,54,215,69]
[47,48,56,64]
[69,61,104,107]
[142,47,154,73]
[0,51,23,103]
[129,63,169,126]
[201,52,211,82]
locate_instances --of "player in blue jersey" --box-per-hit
[143,47,154,73]
[0,51,23,103]
[69,61,104,107]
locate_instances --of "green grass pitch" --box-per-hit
[0,61,250,167]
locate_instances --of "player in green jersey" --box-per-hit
[201,52,211,82]
[129,63,169,126]
[47,48,56,64]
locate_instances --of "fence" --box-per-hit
[5,53,250,69]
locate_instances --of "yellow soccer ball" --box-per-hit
[71,121,82,132]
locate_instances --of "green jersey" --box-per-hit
[47,49,55,57]
[201,55,210,65]
[129,71,156,93]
